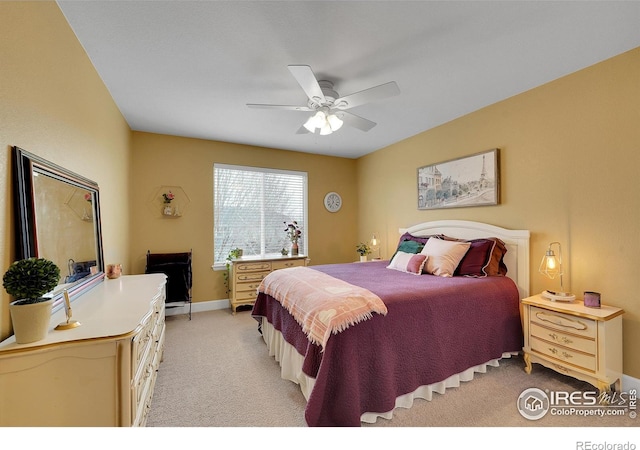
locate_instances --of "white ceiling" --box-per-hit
[57,1,640,159]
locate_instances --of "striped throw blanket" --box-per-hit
[258,266,388,350]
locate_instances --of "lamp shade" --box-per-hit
[303,108,343,135]
[539,245,562,279]
[327,113,343,131]
[539,241,574,301]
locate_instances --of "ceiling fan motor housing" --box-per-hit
[308,80,342,109]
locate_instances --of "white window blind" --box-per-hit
[214,164,307,264]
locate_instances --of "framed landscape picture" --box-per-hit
[417,148,500,210]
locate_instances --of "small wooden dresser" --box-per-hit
[521,294,624,392]
[0,274,166,426]
[229,254,308,314]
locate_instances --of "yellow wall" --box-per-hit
[2,1,638,381]
[130,132,357,302]
[0,2,132,340]
[358,47,640,378]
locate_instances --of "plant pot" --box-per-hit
[9,298,54,344]
[360,255,368,262]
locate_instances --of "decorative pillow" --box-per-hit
[386,251,428,275]
[454,237,508,277]
[486,238,508,276]
[420,238,471,277]
[389,239,425,262]
[390,232,447,261]
[396,232,431,247]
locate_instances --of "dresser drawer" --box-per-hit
[235,262,271,272]
[530,322,596,354]
[530,306,596,339]
[132,312,154,375]
[235,290,260,302]
[272,259,305,270]
[235,280,262,294]
[531,336,596,372]
[235,272,269,283]
[132,318,165,424]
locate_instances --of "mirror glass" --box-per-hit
[12,147,105,311]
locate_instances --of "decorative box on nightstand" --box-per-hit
[521,294,624,392]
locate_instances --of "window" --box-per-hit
[213,164,307,266]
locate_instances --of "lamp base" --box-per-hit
[541,290,576,302]
[55,320,81,330]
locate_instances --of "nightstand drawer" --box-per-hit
[530,322,596,354]
[272,259,305,270]
[530,306,596,339]
[531,336,596,371]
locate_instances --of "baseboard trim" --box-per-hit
[165,298,229,316]
[622,374,640,392]
[165,300,640,391]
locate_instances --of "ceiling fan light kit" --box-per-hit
[303,107,343,135]
[247,65,399,136]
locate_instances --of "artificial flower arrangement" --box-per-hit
[163,191,175,204]
[356,242,372,256]
[284,221,302,243]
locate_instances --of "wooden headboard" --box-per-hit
[399,220,530,299]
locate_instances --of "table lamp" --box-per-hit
[539,241,575,302]
[370,233,381,260]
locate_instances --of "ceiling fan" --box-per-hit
[247,65,400,135]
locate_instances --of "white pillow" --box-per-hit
[386,251,428,275]
[420,238,471,277]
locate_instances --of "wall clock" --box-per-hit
[323,191,342,213]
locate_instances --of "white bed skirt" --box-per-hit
[260,317,517,424]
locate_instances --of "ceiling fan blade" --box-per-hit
[288,65,326,104]
[247,104,313,111]
[337,111,377,132]
[333,81,400,110]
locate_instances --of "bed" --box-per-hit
[251,220,530,426]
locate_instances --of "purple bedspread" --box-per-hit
[251,260,523,427]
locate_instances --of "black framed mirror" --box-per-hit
[12,146,105,311]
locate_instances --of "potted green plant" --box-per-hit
[356,242,371,262]
[223,248,244,294]
[3,257,61,344]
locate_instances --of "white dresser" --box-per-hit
[0,274,166,426]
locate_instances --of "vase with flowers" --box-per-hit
[284,221,302,255]
[356,242,371,262]
[162,191,175,215]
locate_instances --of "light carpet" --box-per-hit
[146,309,637,429]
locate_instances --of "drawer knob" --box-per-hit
[550,347,573,360]
[561,352,573,360]
[548,333,573,345]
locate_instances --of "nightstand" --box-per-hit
[521,294,624,392]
